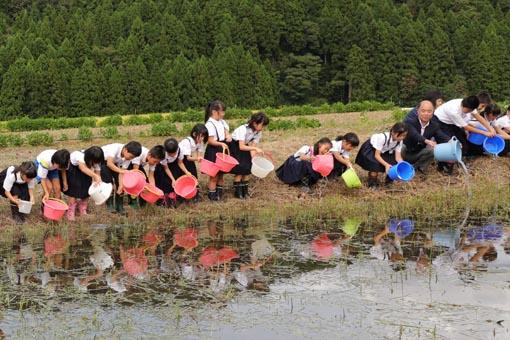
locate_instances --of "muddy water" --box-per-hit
[0,217,509,339]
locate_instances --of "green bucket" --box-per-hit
[342,218,361,236]
[341,168,362,188]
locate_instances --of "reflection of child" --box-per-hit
[369,225,406,270]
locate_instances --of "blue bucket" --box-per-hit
[387,161,415,181]
[467,224,503,241]
[388,219,414,239]
[434,137,462,162]
[483,135,505,155]
[467,124,487,145]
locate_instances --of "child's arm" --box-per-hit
[495,126,510,140]
[239,140,262,154]
[28,188,34,204]
[473,112,496,136]
[148,170,156,186]
[332,152,352,168]
[177,159,192,177]
[4,189,20,206]
[163,164,176,186]
[374,149,392,173]
[395,150,403,163]
[298,153,313,161]
[78,163,101,183]
[106,157,127,174]
[41,178,51,201]
[207,136,228,150]
[61,169,68,192]
[186,151,203,162]
[225,129,232,142]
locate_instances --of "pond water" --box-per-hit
[0,215,509,339]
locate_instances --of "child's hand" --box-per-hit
[196,155,203,162]
[43,193,50,202]
[221,143,228,150]
[14,198,21,207]
[384,164,392,174]
[93,174,101,183]
[117,185,124,195]
[483,130,495,138]
[255,147,263,154]
[171,179,176,188]
[185,171,192,178]
[63,183,68,192]
[226,135,232,143]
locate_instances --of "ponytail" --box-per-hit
[13,161,37,179]
[336,132,359,147]
[204,100,226,122]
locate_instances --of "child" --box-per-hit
[62,147,104,221]
[467,104,501,156]
[154,138,192,207]
[230,112,270,199]
[0,161,36,224]
[204,100,229,201]
[35,149,70,201]
[355,123,408,188]
[276,137,332,192]
[101,141,142,214]
[130,145,165,185]
[329,132,359,178]
[178,124,208,200]
[494,105,510,155]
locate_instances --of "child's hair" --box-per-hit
[84,146,104,169]
[313,137,332,155]
[51,149,70,169]
[390,122,408,137]
[482,104,501,118]
[204,100,226,122]
[163,138,179,153]
[423,90,444,108]
[247,112,269,129]
[124,141,142,157]
[477,91,492,106]
[148,145,165,160]
[190,123,208,144]
[335,132,359,147]
[507,105,510,112]
[14,161,37,179]
[461,96,480,111]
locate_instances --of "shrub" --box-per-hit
[6,116,96,131]
[78,126,93,141]
[59,133,68,141]
[0,134,9,147]
[151,121,177,136]
[101,126,120,139]
[295,117,321,128]
[267,119,295,131]
[10,135,24,146]
[26,132,53,146]
[125,115,148,126]
[99,114,123,127]
[392,108,407,122]
[179,122,195,136]
[147,113,163,124]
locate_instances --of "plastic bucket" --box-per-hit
[467,224,503,241]
[341,168,362,188]
[312,154,334,177]
[434,137,462,162]
[342,218,361,236]
[174,176,198,199]
[140,183,164,204]
[122,170,146,196]
[467,124,487,145]
[251,156,274,178]
[483,135,505,155]
[199,159,220,177]
[88,182,113,205]
[43,198,68,221]
[215,151,239,173]
[389,219,415,239]
[18,200,33,214]
[387,161,415,181]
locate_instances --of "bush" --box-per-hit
[6,116,96,132]
[101,126,120,139]
[10,135,24,146]
[99,114,123,127]
[267,119,295,131]
[179,122,195,136]
[125,115,148,126]
[147,113,163,124]
[26,132,53,146]
[78,126,93,141]
[0,134,9,147]
[295,117,321,128]
[392,108,407,122]
[151,121,177,136]
[59,133,68,141]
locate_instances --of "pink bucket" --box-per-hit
[123,170,146,196]
[215,151,239,173]
[43,198,68,221]
[199,159,220,177]
[140,183,164,204]
[312,154,334,177]
[174,176,198,199]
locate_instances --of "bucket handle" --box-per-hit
[43,197,68,208]
[222,148,230,156]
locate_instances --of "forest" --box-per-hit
[0,0,509,119]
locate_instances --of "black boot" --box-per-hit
[10,204,25,224]
[207,190,219,201]
[216,185,224,200]
[241,181,249,199]
[106,196,115,213]
[192,188,201,203]
[367,177,379,188]
[233,182,243,199]
[114,194,125,214]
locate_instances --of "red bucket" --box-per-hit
[312,154,334,177]
[215,150,239,173]
[199,159,220,177]
[174,175,198,199]
[43,198,69,221]
[123,170,146,196]
[140,183,164,204]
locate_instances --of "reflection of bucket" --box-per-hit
[342,218,361,236]
[483,136,505,155]
[467,224,503,241]
[18,200,33,214]
[387,161,415,181]
[341,168,362,188]
[434,137,462,162]
[251,156,274,178]
[312,154,334,177]
[467,124,487,145]
[389,219,414,238]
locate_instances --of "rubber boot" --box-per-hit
[367,177,379,188]
[192,187,201,203]
[78,199,88,216]
[166,192,177,208]
[106,196,115,213]
[207,190,219,201]
[216,185,224,200]
[10,204,25,224]
[128,195,140,209]
[241,181,249,199]
[233,182,243,199]
[114,194,125,214]
[66,202,77,221]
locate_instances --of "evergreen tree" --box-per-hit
[346,45,375,102]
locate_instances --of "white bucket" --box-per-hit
[88,182,113,205]
[251,156,274,178]
[18,200,33,214]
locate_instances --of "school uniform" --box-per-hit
[0,166,34,201]
[355,132,402,172]
[204,118,228,165]
[178,137,204,178]
[494,115,510,155]
[154,148,184,194]
[129,147,155,179]
[329,140,351,178]
[433,99,475,155]
[100,143,131,186]
[276,145,321,186]
[35,150,60,182]
[230,124,262,175]
[63,151,101,199]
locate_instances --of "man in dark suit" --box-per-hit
[403,100,450,173]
